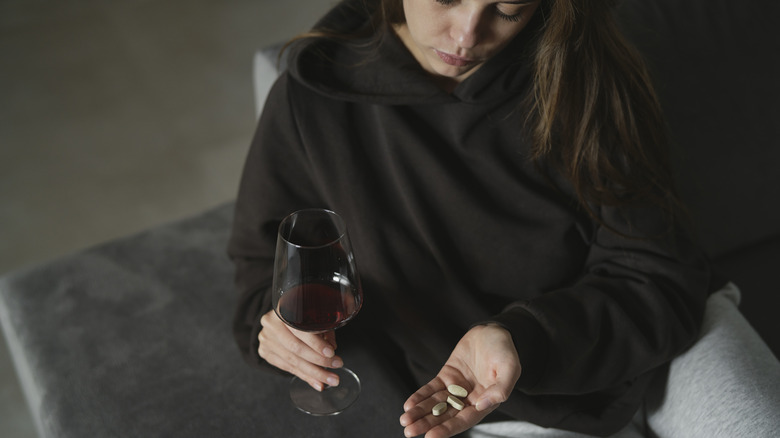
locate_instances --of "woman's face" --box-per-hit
[395,0,541,87]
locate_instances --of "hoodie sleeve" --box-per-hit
[487,203,712,435]
[227,73,324,371]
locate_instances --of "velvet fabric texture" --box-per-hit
[0,204,412,437]
[616,0,780,353]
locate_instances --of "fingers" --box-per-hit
[262,349,339,391]
[256,311,343,390]
[400,390,444,427]
[401,398,492,438]
[403,380,442,412]
[423,408,481,438]
[260,312,339,361]
[400,375,486,438]
[403,365,476,412]
[321,330,338,353]
[399,387,451,437]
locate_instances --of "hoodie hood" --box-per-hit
[287,0,538,106]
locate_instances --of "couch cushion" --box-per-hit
[710,237,780,355]
[617,0,780,259]
[615,0,780,357]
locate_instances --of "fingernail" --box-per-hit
[331,358,343,368]
[322,347,334,358]
[327,376,339,387]
[476,398,494,411]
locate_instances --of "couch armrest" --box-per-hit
[0,203,412,438]
[646,283,780,437]
[711,236,780,356]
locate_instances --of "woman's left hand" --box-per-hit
[399,324,522,438]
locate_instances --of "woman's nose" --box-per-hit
[451,9,482,49]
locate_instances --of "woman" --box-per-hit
[228,0,712,437]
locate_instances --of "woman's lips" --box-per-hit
[435,49,476,67]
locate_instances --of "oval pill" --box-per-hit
[447,395,465,411]
[447,384,468,398]
[432,401,448,416]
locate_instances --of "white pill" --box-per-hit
[447,395,465,411]
[447,384,468,398]
[432,401,448,416]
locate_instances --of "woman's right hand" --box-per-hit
[257,310,344,391]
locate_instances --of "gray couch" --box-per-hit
[2,0,779,437]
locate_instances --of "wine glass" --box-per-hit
[271,208,363,415]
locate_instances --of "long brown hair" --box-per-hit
[529,0,680,228]
[293,0,682,229]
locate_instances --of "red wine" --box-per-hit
[277,282,361,332]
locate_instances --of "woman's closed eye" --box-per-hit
[494,1,536,22]
[433,0,531,23]
[495,5,524,22]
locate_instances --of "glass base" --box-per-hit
[289,367,361,416]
